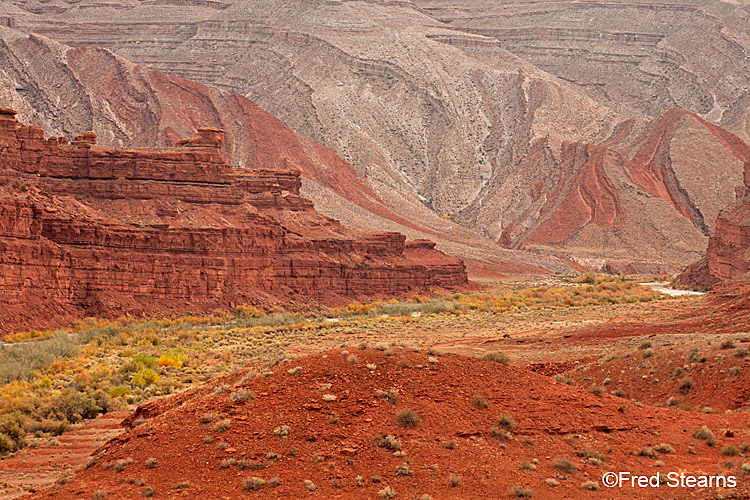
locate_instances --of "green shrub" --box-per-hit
[490,428,511,440]
[497,414,516,431]
[378,486,396,498]
[471,395,489,409]
[588,385,605,397]
[26,418,68,436]
[694,426,716,446]
[214,420,231,432]
[375,434,401,450]
[396,463,413,476]
[0,336,78,384]
[0,414,26,456]
[553,457,578,474]
[114,458,133,472]
[722,445,740,457]
[678,378,694,395]
[229,389,255,402]
[519,460,536,470]
[581,481,600,491]
[509,485,533,497]
[52,390,109,423]
[109,386,131,398]
[133,353,156,369]
[242,477,265,491]
[376,389,400,404]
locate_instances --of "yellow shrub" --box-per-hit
[158,352,185,368]
[132,368,160,387]
[347,302,374,315]
[47,359,71,375]
[0,381,32,401]
[36,377,52,389]
[4,329,56,343]
[236,304,262,317]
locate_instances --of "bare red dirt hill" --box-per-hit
[0,108,467,332]
[29,348,750,499]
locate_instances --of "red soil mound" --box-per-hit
[0,108,467,332]
[30,348,750,499]
[566,336,750,413]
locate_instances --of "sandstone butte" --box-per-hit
[676,158,750,290]
[0,107,468,332]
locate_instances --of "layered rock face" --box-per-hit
[493,110,750,272]
[676,160,750,289]
[0,107,467,331]
[2,3,749,272]
[415,0,750,134]
[0,27,565,277]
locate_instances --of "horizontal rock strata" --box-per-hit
[0,107,467,331]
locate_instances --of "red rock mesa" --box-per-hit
[0,108,467,331]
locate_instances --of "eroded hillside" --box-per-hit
[2,0,749,271]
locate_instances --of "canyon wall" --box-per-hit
[0,107,467,331]
[416,0,750,125]
[676,160,750,289]
[2,2,749,273]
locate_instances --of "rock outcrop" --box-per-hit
[0,29,569,278]
[0,107,467,331]
[676,160,750,289]
[3,2,749,272]
[495,138,716,274]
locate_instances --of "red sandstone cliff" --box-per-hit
[0,107,467,331]
[676,160,750,290]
